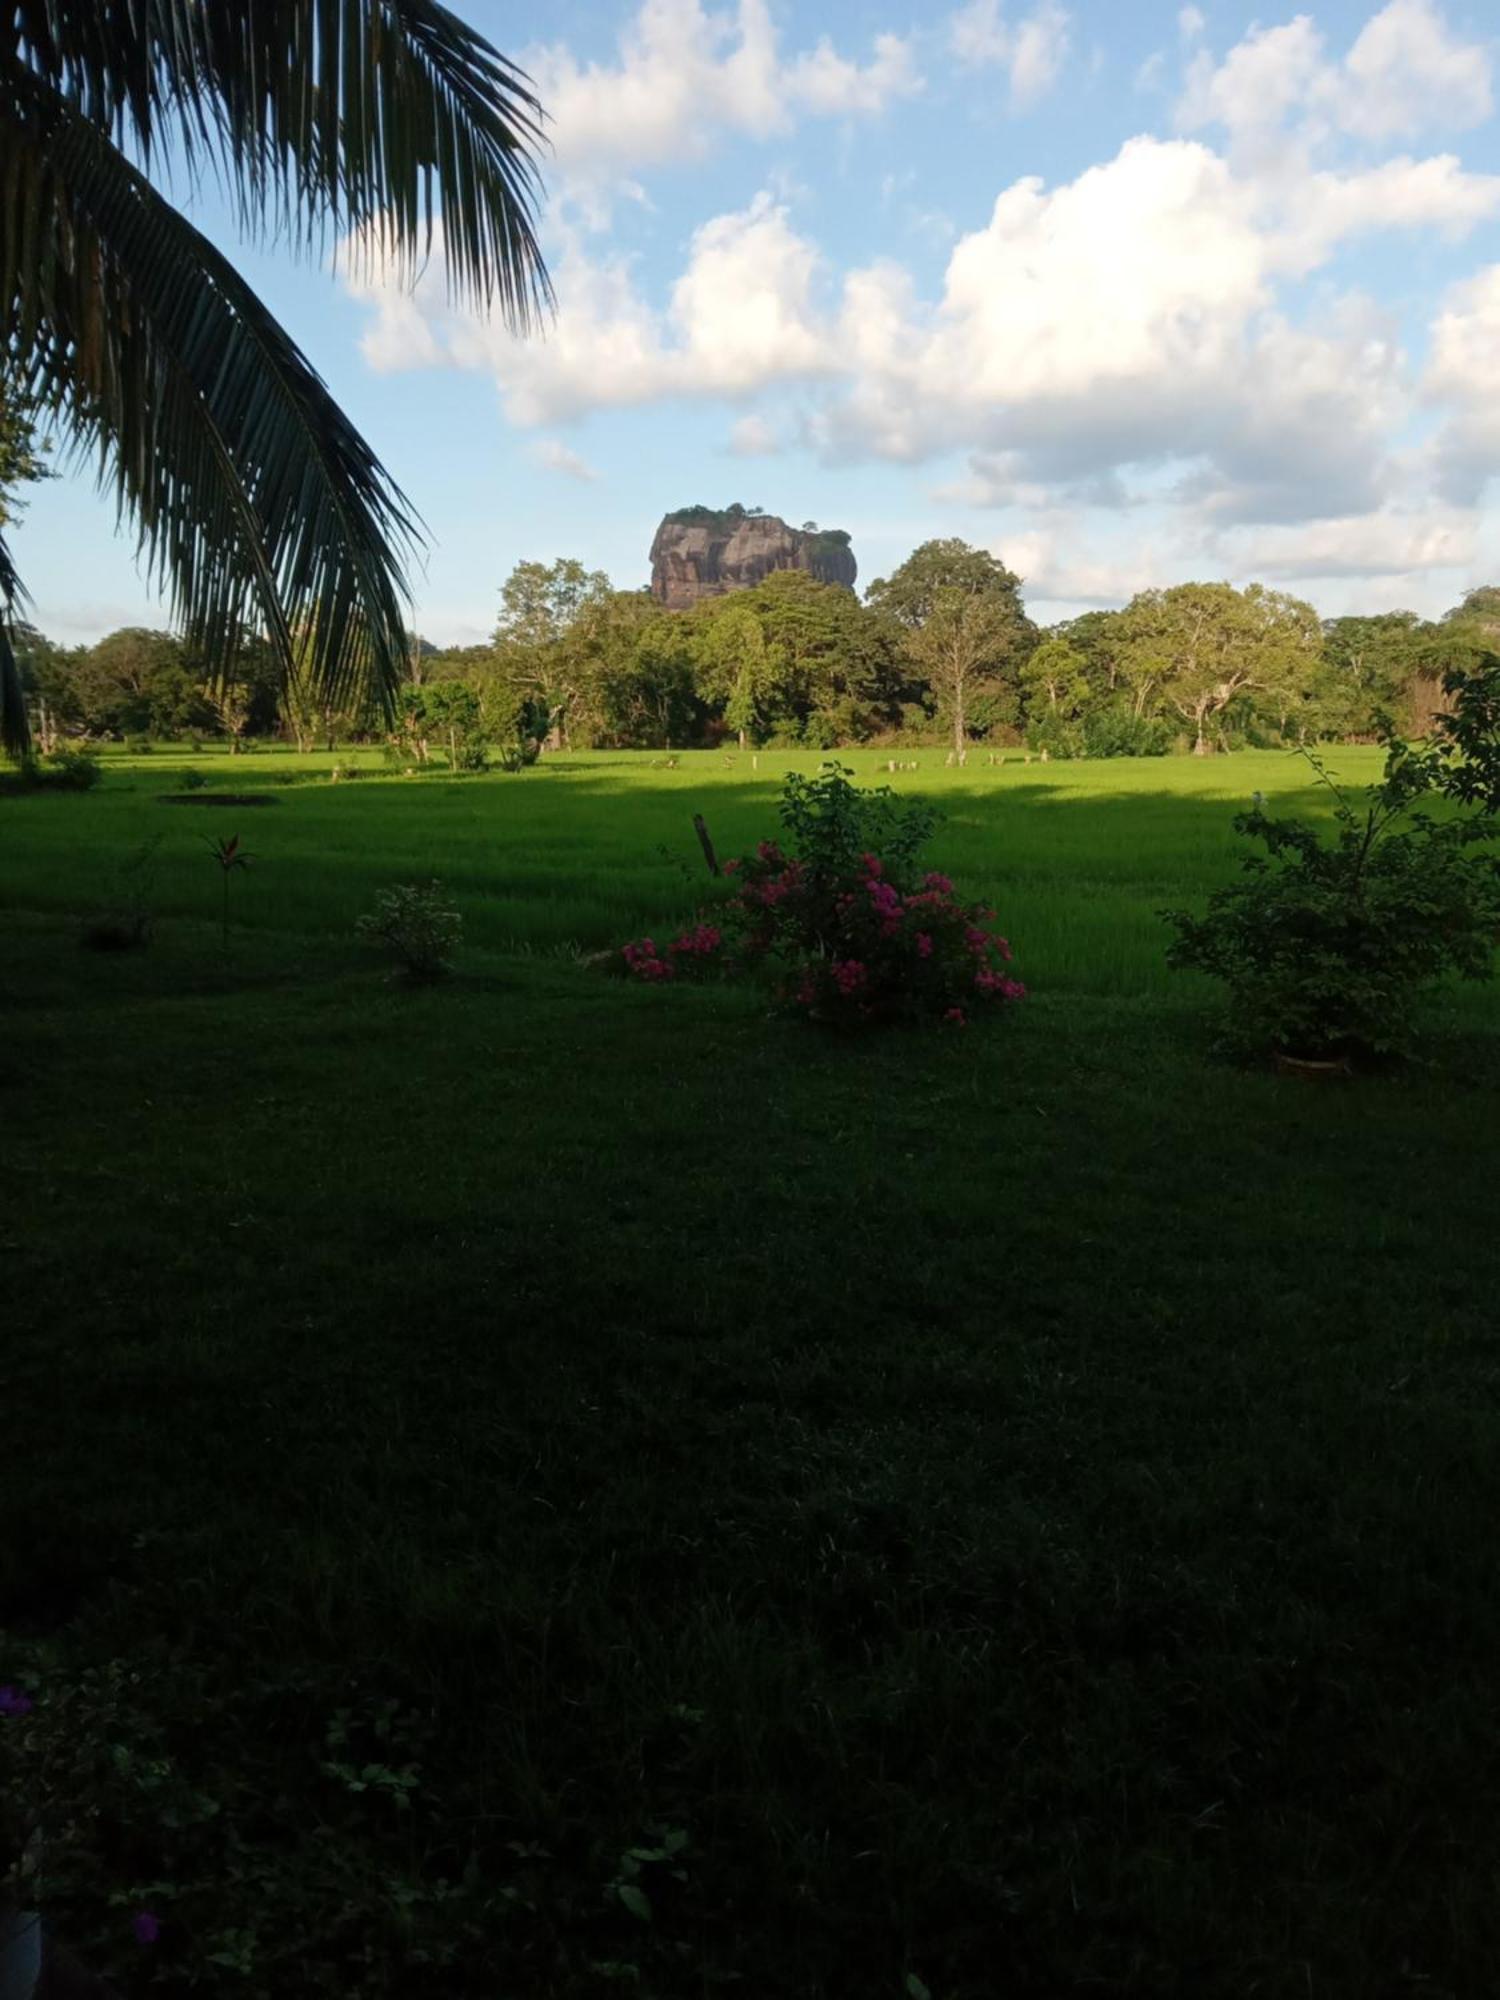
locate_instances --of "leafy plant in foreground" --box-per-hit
[1164,660,1500,1062]
[356,881,462,982]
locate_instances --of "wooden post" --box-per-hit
[693,813,720,876]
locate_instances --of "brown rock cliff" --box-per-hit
[649,508,857,609]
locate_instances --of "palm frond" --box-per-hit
[0,527,29,753]
[2,64,418,715]
[7,1,552,325]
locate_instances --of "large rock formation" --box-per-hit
[649,506,856,610]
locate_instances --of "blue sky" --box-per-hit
[14,0,1500,645]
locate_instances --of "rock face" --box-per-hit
[649,507,857,610]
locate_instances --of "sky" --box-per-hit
[13,0,1500,646]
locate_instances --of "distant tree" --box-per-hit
[72,627,215,738]
[867,540,1033,752]
[12,621,81,749]
[697,601,771,747]
[1113,582,1321,755]
[493,558,612,745]
[0,394,49,526]
[1441,586,1500,641]
[1320,612,1430,736]
[1020,635,1092,721]
[422,679,486,768]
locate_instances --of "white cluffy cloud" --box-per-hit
[352,126,1500,534]
[1424,266,1500,503]
[728,414,780,456]
[350,195,836,426]
[530,439,600,482]
[946,0,1071,107]
[528,0,920,202]
[347,1,1500,598]
[1178,0,1492,145]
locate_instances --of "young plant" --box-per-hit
[82,836,162,951]
[1164,660,1500,1064]
[205,833,253,949]
[355,881,463,981]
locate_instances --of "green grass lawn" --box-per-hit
[4,747,1500,1997]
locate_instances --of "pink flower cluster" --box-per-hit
[616,833,1024,1031]
[621,923,724,983]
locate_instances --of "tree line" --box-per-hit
[16,539,1500,760]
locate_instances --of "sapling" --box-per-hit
[205,833,253,948]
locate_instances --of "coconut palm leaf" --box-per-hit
[8,1,552,317]
[0,528,26,752]
[0,2,551,754]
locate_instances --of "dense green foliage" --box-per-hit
[3,746,1499,1996]
[18,547,1497,763]
[1167,660,1500,1060]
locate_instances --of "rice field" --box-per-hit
[4,743,1499,1998]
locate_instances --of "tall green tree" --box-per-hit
[0,393,48,525]
[492,558,612,744]
[0,4,552,754]
[1114,582,1321,754]
[867,540,1033,752]
[1320,612,1430,736]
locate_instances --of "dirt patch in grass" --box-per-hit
[157,793,279,806]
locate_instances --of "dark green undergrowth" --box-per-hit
[3,761,1500,1996]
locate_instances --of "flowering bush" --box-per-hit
[618,766,1024,1029]
[723,839,1023,1027]
[619,923,724,984]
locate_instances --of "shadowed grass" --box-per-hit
[3,747,1499,1996]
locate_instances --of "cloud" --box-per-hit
[346,71,1500,552]
[946,0,1071,107]
[1342,0,1492,139]
[528,0,920,206]
[1210,510,1478,580]
[530,439,599,482]
[1424,266,1500,503]
[728,415,780,456]
[1177,0,1492,146]
[349,196,835,425]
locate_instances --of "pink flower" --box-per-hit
[862,852,883,877]
[1000,978,1027,1001]
[943,1006,967,1027]
[995,936,1013,961]
[132,1913,160,1946]
[924,872,953,894]
[915,932,933,958]
[833,959,867,995]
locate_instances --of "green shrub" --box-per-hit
[37,749,103,790]
[1165,663,1500,1062]
[356,881,462,981]
[178,766,210,791]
